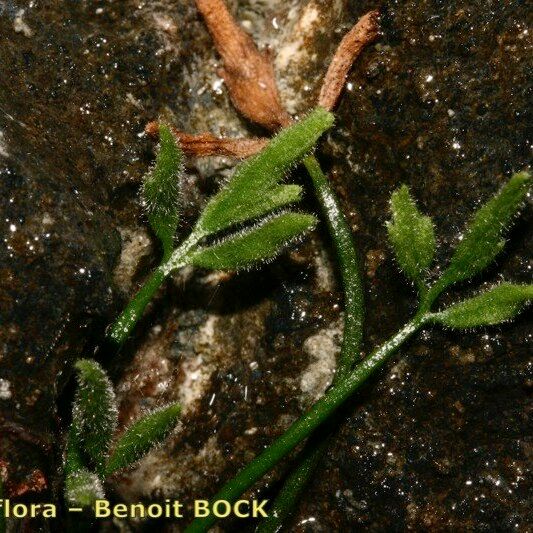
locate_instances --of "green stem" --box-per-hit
[185,314,429,533]
[107,267,166,347]
[256,424,330,533]
[106,235,198,348]
[257,155,364,532]
[303,155,364,376]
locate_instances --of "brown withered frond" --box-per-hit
[195,0,291,131]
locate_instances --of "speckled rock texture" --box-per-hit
[0,0,194,510]
[0,0,531,532]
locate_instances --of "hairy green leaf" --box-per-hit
[105,403,181,476]
[386,185,435,288]
[64,425,86,477]
[142,124,183,258]
[195,107,334,236]
[439,171,531,290]
[65,468,104,508]
[432,283,533,328]
[190,212,317,271]
[73,359,118,475]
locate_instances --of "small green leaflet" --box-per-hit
[190,212,317,271]
[438,171,531,290]
[386,185,435,289]
[64,468,104,507]
[72,359,118,475]
[105,403,181,476]
[142,124,183,259]
[196,107,334,236]
[432,283,533,328]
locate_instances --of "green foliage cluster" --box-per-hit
[64,93,531,533]
[387,171,532,324]
[64,360,180,508]
[187,170,532,533]
[108,108,333,345]
[65,108,334,513]
[194,108,332,237]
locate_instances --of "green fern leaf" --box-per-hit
[386,185,435,289]
[142,124,183,258]
[64,425,86,477]
[190,212,317,271]
[432,283,533,328]
[72,360,118,475]
[105,403,181,476]
[439,171,531,290]
[195,107,334,236]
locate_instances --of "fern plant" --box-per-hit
[63,107,334,508]
[64,359,181,508]
[67,95,530,530]
[186,171,532,533]
[108,108,334,346]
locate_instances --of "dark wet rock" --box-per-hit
[0,161,119,498]
[1,0,531,531]
[0,0,200,501]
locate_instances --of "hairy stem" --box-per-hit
[256,435,329,533]
[107,267,166,347]
[256,156,364,532]
[185,314,429,533]
[107,237,197,347]
[256,418,335,533]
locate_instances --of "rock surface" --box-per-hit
[1,0,531,531]
[0,0,194,504]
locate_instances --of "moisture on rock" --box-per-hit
[1,0,530,531]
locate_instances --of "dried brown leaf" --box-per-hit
[195,0,291,130]
[146,122,268,158]
[318,10,380,111]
